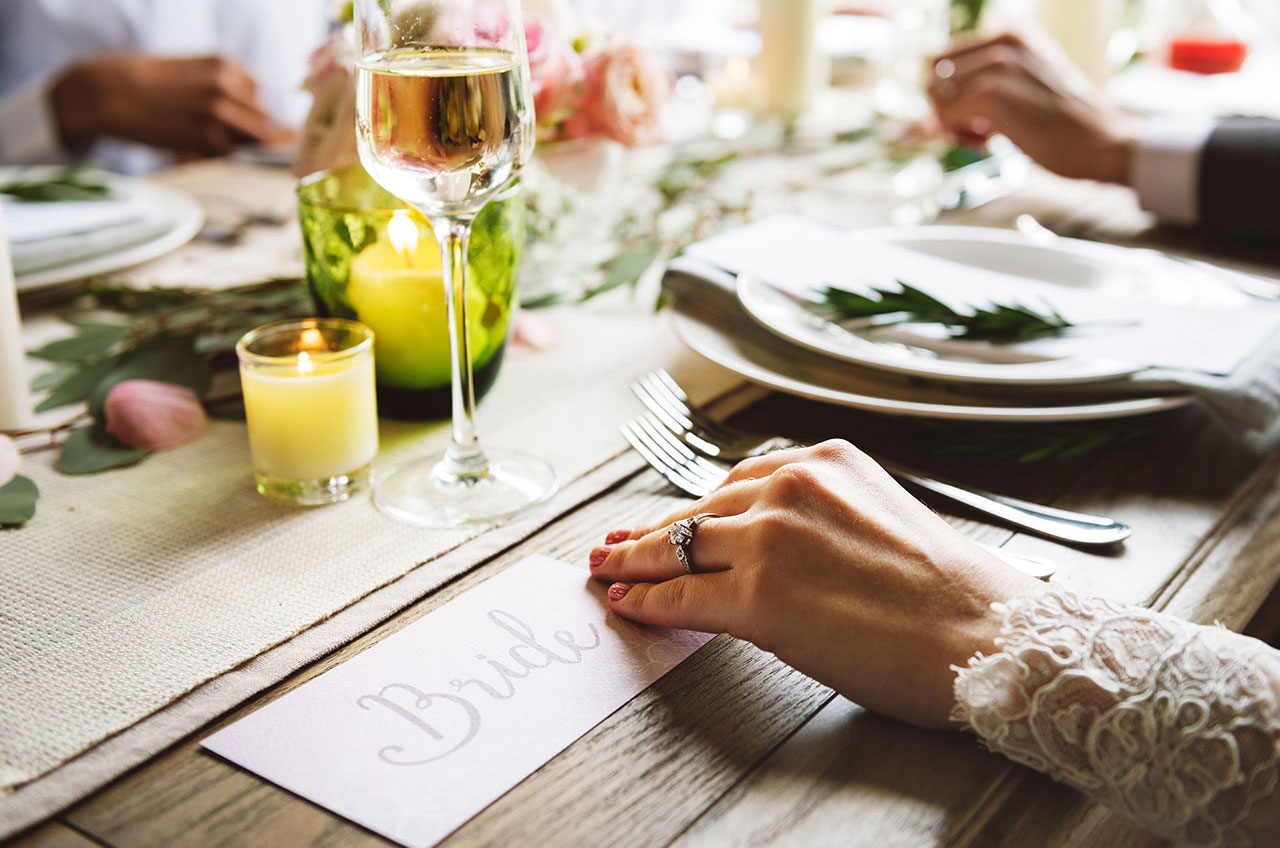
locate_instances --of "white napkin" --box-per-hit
[675,216,1280,448]
[3,193,172,275]
[686,215,1280,377]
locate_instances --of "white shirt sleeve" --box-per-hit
[1128,117,1216,226]
[0,74,66,165]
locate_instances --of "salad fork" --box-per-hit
[625,370,1132,549]
[620,413,1057,579]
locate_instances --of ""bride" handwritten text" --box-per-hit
[355,609,601,765]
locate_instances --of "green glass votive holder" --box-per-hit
[297,165,523,420]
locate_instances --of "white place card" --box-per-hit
[202,556,712,848]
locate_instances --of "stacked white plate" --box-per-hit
[2,168,204,292]
[668,216,1280,422]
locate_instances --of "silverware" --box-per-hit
[620,411,1057,579]
[625,369,1131,549]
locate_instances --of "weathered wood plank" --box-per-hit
[4,821,106,848]
[672,697,1017,848]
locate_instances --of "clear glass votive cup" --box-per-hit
[236,318,378,506]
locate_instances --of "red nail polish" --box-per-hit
[605,529,631,545]
[609,582,633,601]
[589,546,613,568]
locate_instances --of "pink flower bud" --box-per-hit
[510,308,559,352]
[104,380,207,451]
[0,434,18,487]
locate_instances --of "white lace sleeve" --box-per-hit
[952,590,1280,848]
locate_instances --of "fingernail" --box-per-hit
[589,546,613,568]
[608,582,633,601]
[605,529,631,544]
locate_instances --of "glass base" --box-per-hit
[256,463,372,506]
[374,449,557,528]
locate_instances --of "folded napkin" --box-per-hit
[687,215,1280,377]
[3,193,172,275]
[670,217,1280,449]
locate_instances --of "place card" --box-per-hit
[202,556,712,848]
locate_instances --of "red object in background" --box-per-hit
[1168,37,1249,74]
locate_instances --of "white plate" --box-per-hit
[735,225,1246,387]
[12,177,204,292]
[671,307,1193,423]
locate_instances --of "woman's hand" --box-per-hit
[50,53,294,157]
[928,31,1141,185]
[589,440,1045,730]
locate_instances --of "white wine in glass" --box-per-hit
[354,0,555,527]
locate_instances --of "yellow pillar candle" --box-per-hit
[347,211,490,389]
[236,319,378,506]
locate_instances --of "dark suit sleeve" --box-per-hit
[1198,118,1280,241]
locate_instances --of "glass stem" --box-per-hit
[434,214,488,482]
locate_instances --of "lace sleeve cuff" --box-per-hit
[952,589,1280,847]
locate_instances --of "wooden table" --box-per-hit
[9,165,1280,848]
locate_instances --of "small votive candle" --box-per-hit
[236,318,378,506]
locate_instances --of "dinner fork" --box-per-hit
[625,370,1132,548]
[620,413,1058,579]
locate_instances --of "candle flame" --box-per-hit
[726,55,751,82]
[299,328,325,350]
[297,350,315,376]
[387,211,419,260]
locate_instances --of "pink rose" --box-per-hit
[0,434,18,487]
[293,31,359,178]
[104,380,208,451]
[560,43,670,146]
[526,17,583,124]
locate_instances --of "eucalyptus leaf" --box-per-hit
[194,330,250,356]
[582,241,661,301]
[31,363,77,392]
[521,292,572,310]
[57,426,149,475]
[0,164,111,202]
[28,323,129,362]
[0,475,39,526]
[940,144,993,173]
[34,358,116,412]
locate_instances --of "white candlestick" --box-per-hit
[759,0,820,121]
[1038,0,1123,83]
[0,204,32,431]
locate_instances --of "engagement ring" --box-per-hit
[668,513,717,574]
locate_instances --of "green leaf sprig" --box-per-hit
[523,146,743,311]
[22,279,311,478]
[0,163,111,202]
[950,0,988,34]
[0,475,39,527]
[816,280,1072,343]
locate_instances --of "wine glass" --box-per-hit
[353,0,555,527]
